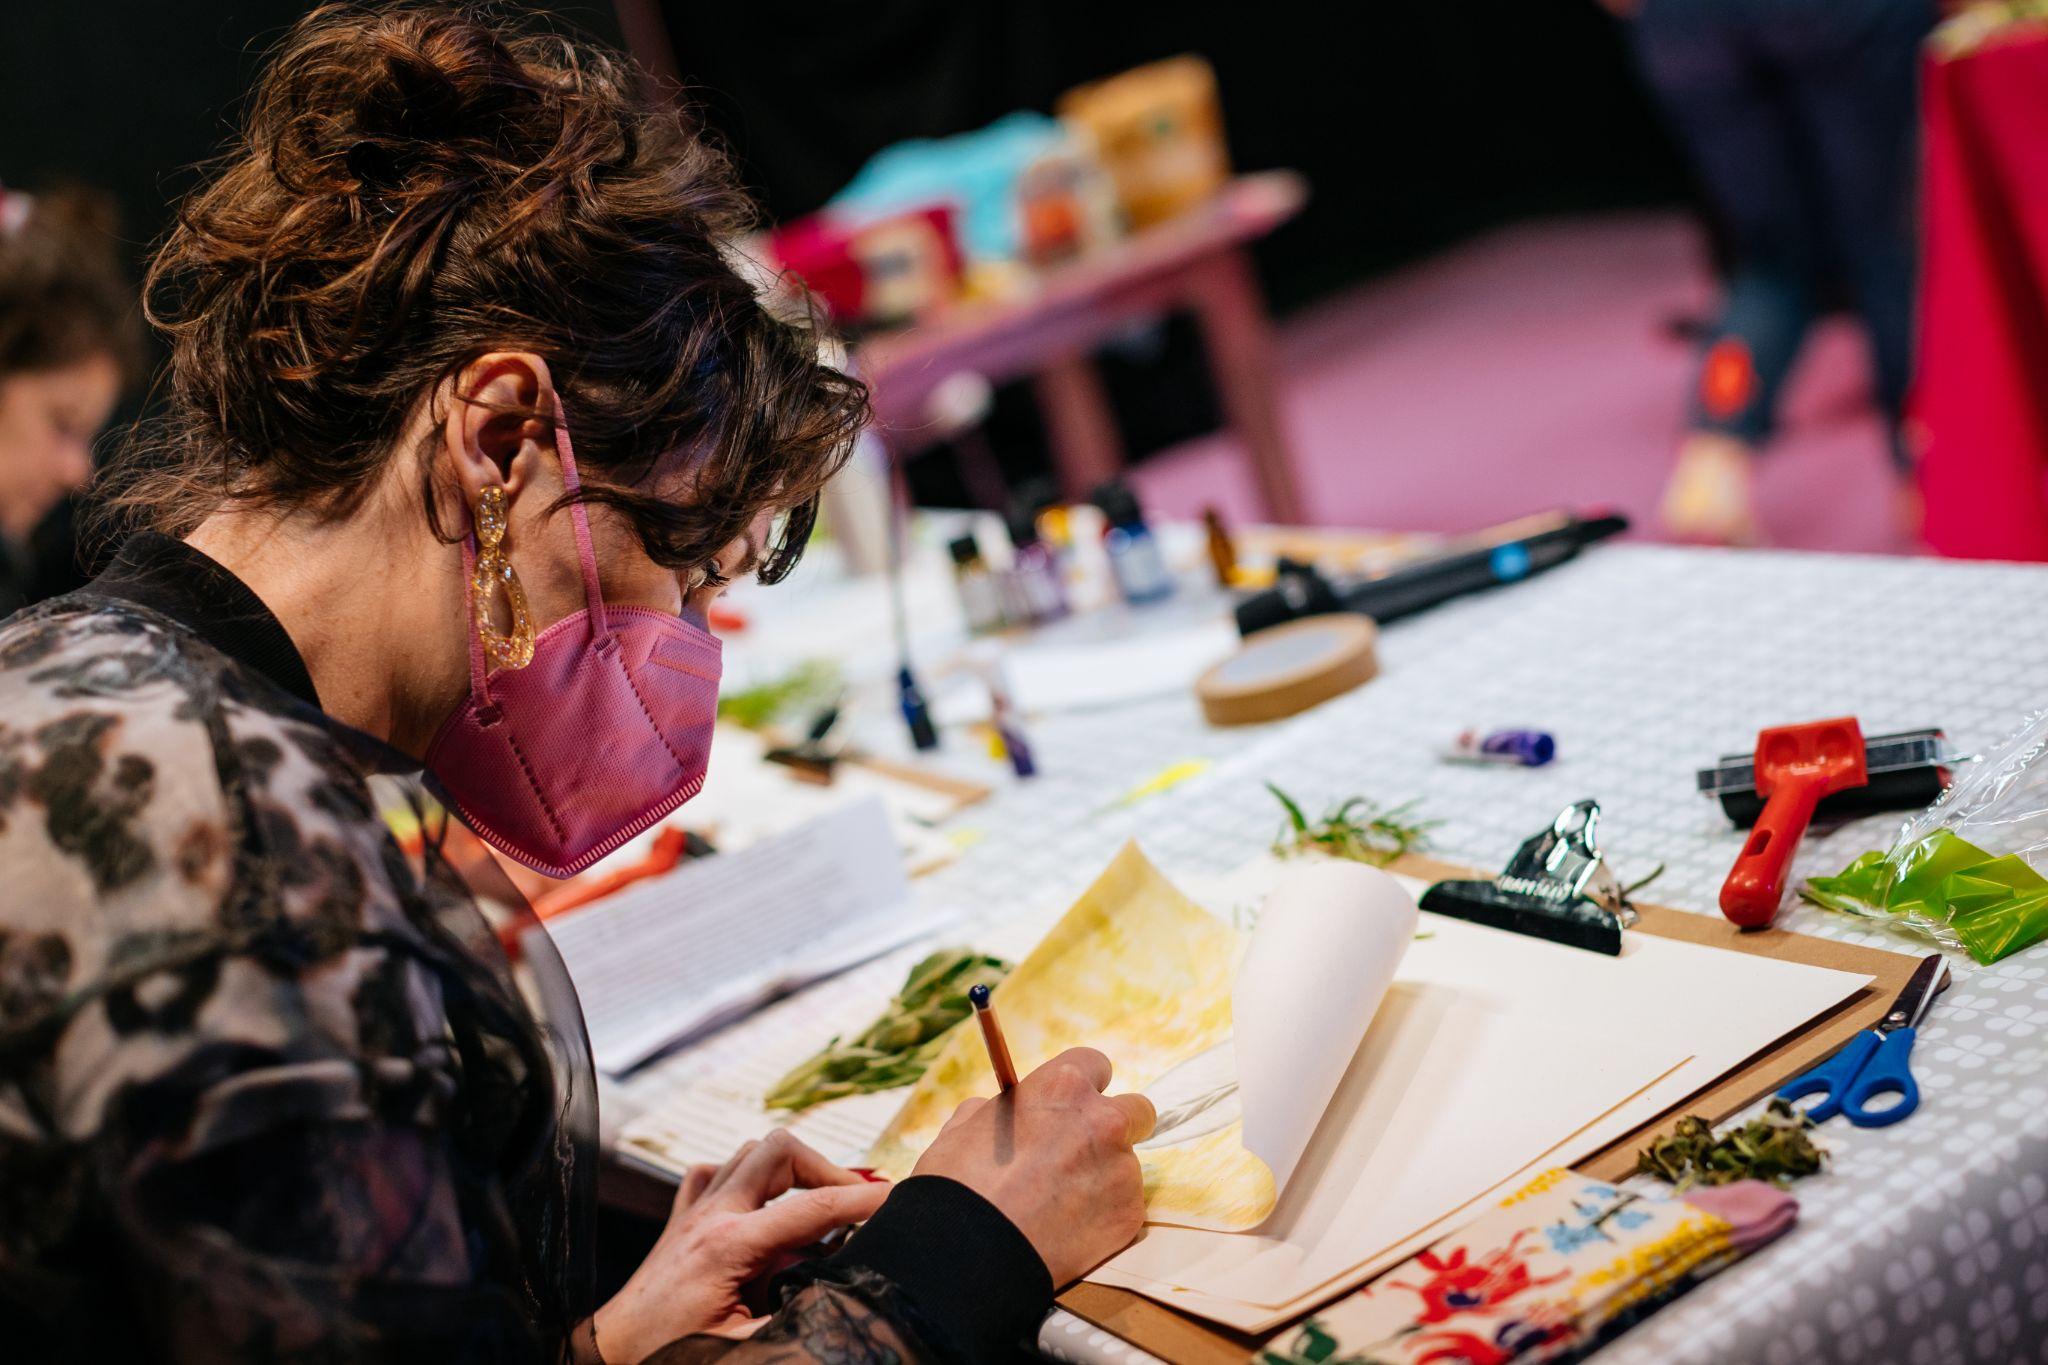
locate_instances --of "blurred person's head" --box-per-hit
[0,187,136,543]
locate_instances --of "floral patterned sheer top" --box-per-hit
[0,533,1050,1364]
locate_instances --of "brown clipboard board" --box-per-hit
[1057,852,1926,1365]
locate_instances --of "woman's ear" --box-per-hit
[441,351,558,514]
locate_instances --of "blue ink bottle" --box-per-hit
[1091,480,1174,605]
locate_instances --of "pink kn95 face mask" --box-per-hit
[426,414,722,878]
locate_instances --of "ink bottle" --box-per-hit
[1092,481,1174,604]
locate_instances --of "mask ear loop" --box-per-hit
[553,418,615,653]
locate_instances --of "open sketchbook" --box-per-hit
[617,843,1870,1327]
[868,847,1422,1229]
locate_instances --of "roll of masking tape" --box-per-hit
[1195,614,1379,726]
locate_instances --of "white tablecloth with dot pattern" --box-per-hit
[889,545,2048,1365]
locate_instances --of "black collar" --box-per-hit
[85,531,322,709]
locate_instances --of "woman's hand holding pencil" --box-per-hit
[911,994,1156,1286]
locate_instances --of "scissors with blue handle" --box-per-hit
[1776,953,1949,1127]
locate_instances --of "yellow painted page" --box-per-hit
[868,840,1277,1229]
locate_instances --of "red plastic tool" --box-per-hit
[1720,717,1869,928]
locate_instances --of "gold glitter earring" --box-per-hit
[471,486,534,669]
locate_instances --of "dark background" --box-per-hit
[1,0,1692,510]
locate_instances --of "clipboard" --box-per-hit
[1058,852,1925,1365]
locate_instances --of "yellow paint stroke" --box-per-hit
[1106,758,1214,810]
[869,840,1277,1229]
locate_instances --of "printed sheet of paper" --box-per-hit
[545,797,948,1075]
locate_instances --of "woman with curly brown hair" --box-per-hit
[0,6,1149,1363]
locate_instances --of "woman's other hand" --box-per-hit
[909,1047,1154,1286]
[595,1130,889,1362]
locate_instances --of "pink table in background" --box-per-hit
[856,171,1309,522]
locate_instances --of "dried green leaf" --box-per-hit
[1633,1099,1825,1191]
[765,947,1011,1112]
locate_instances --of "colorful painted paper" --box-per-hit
[1254,1171,1797,1365]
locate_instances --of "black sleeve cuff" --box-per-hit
[809,1175,1053,1364]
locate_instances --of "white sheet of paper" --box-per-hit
[1092,999,1686,1315]
[544,797,946,1075]
[1232,861,1417,1202]
[1085,1055,1689,1327]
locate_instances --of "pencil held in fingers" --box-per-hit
[969,983,1019,1091]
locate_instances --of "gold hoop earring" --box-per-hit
[472,485,535,670]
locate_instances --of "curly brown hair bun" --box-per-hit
[0,187,141,382]
[110,1,864,583]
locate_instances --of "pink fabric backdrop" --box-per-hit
[1914,27,2048,561]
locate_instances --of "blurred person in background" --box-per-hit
[0,185,136,612]
[1608,0,1936,543]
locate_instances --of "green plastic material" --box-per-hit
[1802,829,2048,964]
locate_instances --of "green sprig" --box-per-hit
[764,948,1010,1112]
[1267,782,1436,868]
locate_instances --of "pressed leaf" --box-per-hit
[766,948,1011,1112]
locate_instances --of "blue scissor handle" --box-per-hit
[1839,1025,1920,1127]
[1777,1029,1881,1123]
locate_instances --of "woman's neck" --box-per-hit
[185,497,467,756]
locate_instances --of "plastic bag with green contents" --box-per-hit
[1802,710,2048,964]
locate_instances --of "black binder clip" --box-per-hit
[1419,799,1640,955]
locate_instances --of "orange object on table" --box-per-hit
[530,824,695,922]
[1720,718,1868,929]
